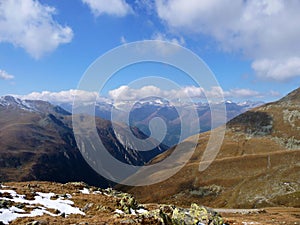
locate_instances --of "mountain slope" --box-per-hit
[0,96,167,187]
[120,87,300,208]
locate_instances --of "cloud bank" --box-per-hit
[20,86,270,104]
[21,90,102,104]
[109,85,265,101]
[0,0,73,59]
[155,0,300,81]
[252,57,300,81]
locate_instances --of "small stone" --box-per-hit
[82,202,94,212]
[16,203,26,209]
[37,220,48,225]
[27,221,39,225]
[0,200,9,209]
[28,221,48,225]
[54,209,60,214]
[120,219,136,224]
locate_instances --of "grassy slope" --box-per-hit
[120,88,300,209]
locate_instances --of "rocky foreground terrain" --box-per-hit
[1,181,299,225]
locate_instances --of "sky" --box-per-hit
[0,0,300,103]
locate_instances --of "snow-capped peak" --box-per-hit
[0,95,70,115]
[0,96,34,111]
[237,100,264,107]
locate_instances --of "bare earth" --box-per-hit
[216,208,300,225]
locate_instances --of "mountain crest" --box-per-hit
[278,87,300,104]
[0,95,70,115]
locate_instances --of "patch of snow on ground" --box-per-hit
[115,209,124,214]
[136,208,148,214]
[0,189,85,224]
[79,188,90,194]
[130,208,136,215]
[34,192,84,215]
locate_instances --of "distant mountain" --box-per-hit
[120,87,300,208]
[0,96,71,115]
[59,98,264,147]
[0,96,167,186]
[59,101,115,121]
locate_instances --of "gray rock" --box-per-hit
[82,202,94,212]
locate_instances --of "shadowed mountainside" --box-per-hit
[0,96,167,187]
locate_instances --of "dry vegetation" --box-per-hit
[1,181,300,225]
[119,89,300,220]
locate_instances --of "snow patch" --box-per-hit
[0,189,85,224]
[79,188,90,194]
[115,209,124,214]
[136,208,148,214]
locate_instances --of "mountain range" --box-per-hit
[121,87,300,208]
[0,88,299,211]
[0,96,166,186]
[59,97,263,147]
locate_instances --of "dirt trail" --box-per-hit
[214,208,265,214]
[218,207,300,225]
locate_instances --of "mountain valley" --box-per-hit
[0,88,299,224]
[120,88,300,209]
[0,96,167,187]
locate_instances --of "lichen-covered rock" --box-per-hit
[159,205,174,225]
[0,199,10,209]
[170,203,223,225]
[118,193,139,214]
[138,203,223,225]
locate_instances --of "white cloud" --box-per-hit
[0,69,14,80]
[151,32,185,46]
[252,57,300,81]
[155,0,300,81]
[0,0,73,59]
[21,89,106,104]
[134,0,155,16]
[120,36,127,44]
[109,85,263,101]
[224,88,261,99]
[82,0,132,17]
[132,33,185,57]
[199,87,262,99]
[19,87,269,105]
[109,85,164,101]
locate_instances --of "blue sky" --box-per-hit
[0,0,300,103]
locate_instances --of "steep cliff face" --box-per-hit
[121,87,300,209]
